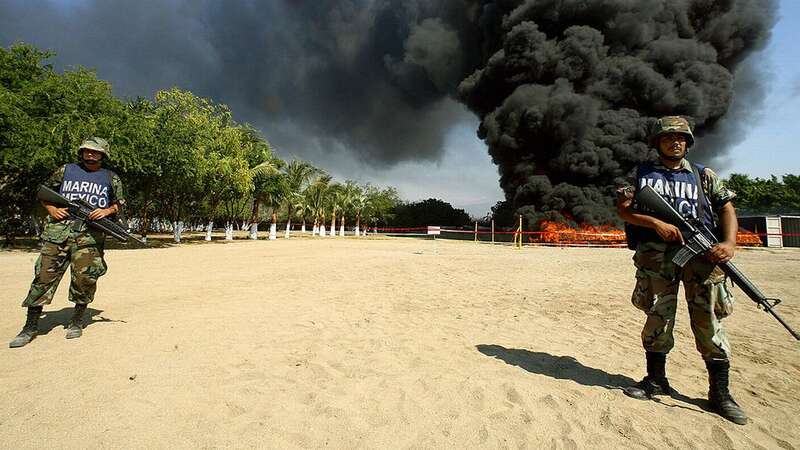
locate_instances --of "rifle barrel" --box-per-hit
[634,185,799,342]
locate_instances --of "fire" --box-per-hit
[528,221,763,248]
[531,220,627,247]
[736,230,762,247]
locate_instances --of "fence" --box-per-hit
[371,222,793,249]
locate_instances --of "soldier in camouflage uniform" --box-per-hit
[617,116,747,425]
[9,137,125,348]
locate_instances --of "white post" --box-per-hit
[269,222,277,240]
[205,220,213,241]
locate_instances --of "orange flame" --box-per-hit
[736,230,762,247]
[532,220,627,246]
[530,221,763,247]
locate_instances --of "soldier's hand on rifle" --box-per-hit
[653,220,684,243]
[87,207,116,220]
[707,241,735,264]
[44,204,70,221]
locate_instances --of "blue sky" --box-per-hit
[715,0,800,179]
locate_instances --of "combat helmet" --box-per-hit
[649,116,694,149]
[78,137,111,159]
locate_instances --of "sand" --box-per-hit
[1,236,799,449]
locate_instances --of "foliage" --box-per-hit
[390,198,469,228]
[1,44,126,240]
[725,174,800,215]
[0,43,419,241]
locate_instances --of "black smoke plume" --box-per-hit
[0,1,777,220]
[0,0,481,166]
[458,0,777,226]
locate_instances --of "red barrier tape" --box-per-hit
[374,227,428,232]
[371,227,800,243]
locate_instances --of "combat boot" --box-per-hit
[9,306,43,348]
[624,351,672,400]
[706,359,748,425]
[65,303,87,339]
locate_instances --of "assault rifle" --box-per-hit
[635,185,798,340]
[37,185,146,245]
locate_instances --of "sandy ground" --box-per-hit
[1,236,799,449]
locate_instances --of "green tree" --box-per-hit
[392,198,470,228]
[0,43,128,244]
[306,173,332,236]
[725,173,799,214]
[362,185,401,232]
[337,180,360,236]
[282,160,319,238]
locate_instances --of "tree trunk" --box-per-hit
[205,220,213,241]
[225,221,234,240]
[330,212,336,237]
[140,208,150,241]
[301,218,307,234]
[172,220,182,243]
[249,222,258,240]
[2,226,13,248]
[355,215,360,237]
[312,219,318,236]
[269,212,277,240]
[285,219,292,239]
[339,215,345,237]
[249,197,261,239]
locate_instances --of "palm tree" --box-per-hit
[231,125,282,240]
[351,192,368,237]
[327,183,343,237]
[263,172,288,240]
[283,160,318,238]
[306,174,331,236]
[338,181,360,236]
[250,158,285,239]
[296,194,311,233]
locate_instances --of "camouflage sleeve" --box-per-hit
[45,165,66,190]
[702,168,736,208]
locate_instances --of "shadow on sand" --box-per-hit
[476,344,711,413]
[35,306,126,335]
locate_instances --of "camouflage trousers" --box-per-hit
[631,243,735,360]
[21,237,107,307]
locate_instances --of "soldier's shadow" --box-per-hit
[37,306,126,335]
[476,344,711,413]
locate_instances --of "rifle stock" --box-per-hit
[635,185,799,341]
[37,185,145,245]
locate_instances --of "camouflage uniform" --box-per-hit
[621,159,736,360]
[21,165,125,307]
[620,117,748,425]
